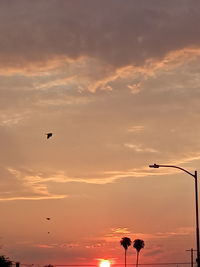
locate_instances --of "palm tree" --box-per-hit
[133,239,145,267]
[120,237,132,267]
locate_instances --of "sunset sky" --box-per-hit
[1,1,200,266]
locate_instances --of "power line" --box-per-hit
[21,262,192,267]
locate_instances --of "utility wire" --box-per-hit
[21,262,192,266]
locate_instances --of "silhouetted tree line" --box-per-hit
[120,237,145,267]
[0,255,12,267]
[0,255,55,267]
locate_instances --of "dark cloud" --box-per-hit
[0,0,200,69]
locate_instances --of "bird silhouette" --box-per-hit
[46,217,51,220]
[46,133,53,139]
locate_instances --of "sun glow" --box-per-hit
[99,260,111,267]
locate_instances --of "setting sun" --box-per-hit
[99,260,111,267]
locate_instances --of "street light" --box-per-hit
[149,163,200,267]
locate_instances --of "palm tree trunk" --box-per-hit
[125,249,127,267]
[136,251,139,267]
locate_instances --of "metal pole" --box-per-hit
[194,171,200,267]
[186,248,194,267]
[192,248,194,267]
[149,164,200,267]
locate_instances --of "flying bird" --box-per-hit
[46,133,53,139]
[46,217,51,220]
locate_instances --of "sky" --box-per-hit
[1,0,200,266]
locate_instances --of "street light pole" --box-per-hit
[186,248,197,267]
[195,170,200,267]
[149,164,200,267]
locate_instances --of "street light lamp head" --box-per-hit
[149,163,160,168]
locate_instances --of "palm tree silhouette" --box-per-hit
[133,239,145,267]
[120,237,132,267]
